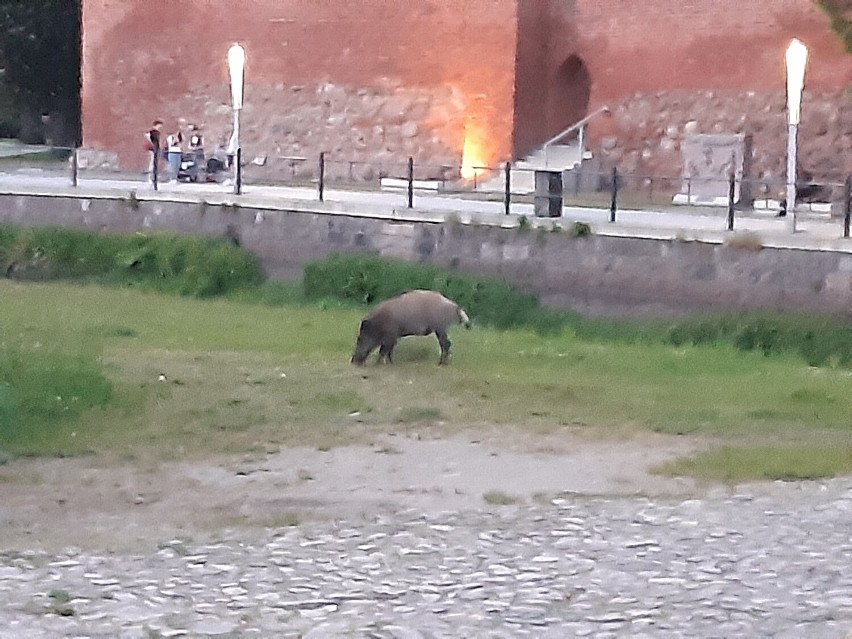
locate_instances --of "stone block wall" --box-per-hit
[175,79,468,182]
[2,192,852,318]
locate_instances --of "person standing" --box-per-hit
[189,124,204,155]
[145,119,163,185]
[165,126,184,182]
[188,124,204,181]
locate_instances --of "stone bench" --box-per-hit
[379,177,444,192]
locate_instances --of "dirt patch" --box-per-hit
[0,430,704,552]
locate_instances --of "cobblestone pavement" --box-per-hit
[1,479,851,638]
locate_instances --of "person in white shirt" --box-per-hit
[165,127,184,182]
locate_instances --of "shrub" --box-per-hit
[816,0,852,52]
[125,191,140,210]
[569,221,592,237]
[0,225,264,298]
[665,316,740,347]
[662,312,852,364]
[444,212,462,228]
[724,231,763,251]
[303,253,569,332]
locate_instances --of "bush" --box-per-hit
[665,316,741,347]
[303,253,570,332]
[0,225,265,297]
[662,312,852,364]
[816,0,852,53]
[569,221,592,237]
[724,231,763,251]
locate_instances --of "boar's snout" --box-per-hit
[351,334,375,365]
[351,319,380,365]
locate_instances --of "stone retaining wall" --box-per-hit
[2,193,851,317]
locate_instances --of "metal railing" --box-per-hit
[2,143,851,239]
[540,105,611,167]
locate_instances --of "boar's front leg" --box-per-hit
[378,339,397,364]
[436,330,451,365]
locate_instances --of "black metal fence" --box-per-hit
[4,145,851,237]
[241,153,852,225]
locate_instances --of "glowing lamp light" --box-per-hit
[460,134,486,181]
[227,43,246,195]
[228,43,246,110]
[785,38,808,126]
[784,38,808,233]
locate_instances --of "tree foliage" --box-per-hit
[0,0,81,144]
[815,0,852,52]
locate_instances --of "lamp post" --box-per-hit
[785,38,808,233]
[228,43,246,195]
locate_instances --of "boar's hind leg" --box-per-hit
[436,330,451,365]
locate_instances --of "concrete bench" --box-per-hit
[379,177,444,192]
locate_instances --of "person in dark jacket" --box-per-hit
[186,124,205,181]
[145,119,163,184]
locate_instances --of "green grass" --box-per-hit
[655,445,852,483]
[2,279,852,483]
[483,490,521,506]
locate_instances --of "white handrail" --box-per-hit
[542,105,611,150]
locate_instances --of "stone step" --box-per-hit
[477,143,582,194]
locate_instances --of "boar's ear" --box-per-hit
[359,318,378,336]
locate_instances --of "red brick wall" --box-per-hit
[513,0,582,157]
[510,0,851,179]
[570,0,850,98]
[82,0,849,175]
[82,0,518,169]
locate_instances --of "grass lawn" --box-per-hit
[1,279,851,483]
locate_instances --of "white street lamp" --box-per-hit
[785,38,808,233]
[228,43,246,194]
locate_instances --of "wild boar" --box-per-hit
[350,290,471,366]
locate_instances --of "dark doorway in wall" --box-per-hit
[548,55,591,139]
[0,0,82,146]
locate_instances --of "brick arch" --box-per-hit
[548,54,591,136]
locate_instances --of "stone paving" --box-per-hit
[1,479,851,638]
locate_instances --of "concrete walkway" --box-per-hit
[0,168,849,253]
[0,141,55,158]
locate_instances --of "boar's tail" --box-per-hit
[458,307,471,329]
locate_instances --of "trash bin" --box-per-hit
[534,170,563,217]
